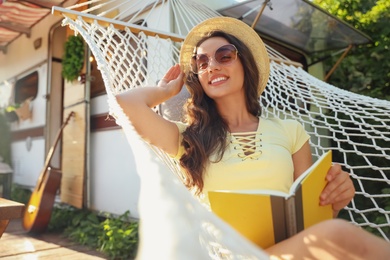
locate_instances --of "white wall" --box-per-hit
[12,138,45,187]
[89,94,140,217]
[90,129,140,218]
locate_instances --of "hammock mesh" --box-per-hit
[53,0,389,258]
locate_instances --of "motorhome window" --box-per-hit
[14,71,38,104]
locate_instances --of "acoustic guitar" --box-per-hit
[22,111,75,233]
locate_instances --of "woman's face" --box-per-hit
[195,37,245,100]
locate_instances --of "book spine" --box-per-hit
[285,197,297,237]
[294,184,304,232]
[271,196,288,243]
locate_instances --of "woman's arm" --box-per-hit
[292,141,313,180]
[115,64,184,156]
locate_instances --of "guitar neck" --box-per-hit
[41,112,75,173]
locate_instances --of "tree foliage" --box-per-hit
[312,0,390,100]
[312,1,390,238]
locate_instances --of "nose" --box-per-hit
[207,56,220,72]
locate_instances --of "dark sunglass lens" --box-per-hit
[196,54,209,71]
[215,45,237,64]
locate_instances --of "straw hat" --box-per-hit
[180,16,270,96]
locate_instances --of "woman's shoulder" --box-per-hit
[261,116,309,151]
[261,115,303,129]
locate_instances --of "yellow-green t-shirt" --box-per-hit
[173,116,310,208]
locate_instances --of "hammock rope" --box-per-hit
[53,0,390,257]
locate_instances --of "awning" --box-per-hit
[1,0,373,55]
[0,0,66,53]
[218,0,372,54]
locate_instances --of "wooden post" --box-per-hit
[324,44,353,82]
[251,0,269,28]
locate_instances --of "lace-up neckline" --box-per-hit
[230,120,262,160]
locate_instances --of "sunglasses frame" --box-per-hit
[190,44,238,74]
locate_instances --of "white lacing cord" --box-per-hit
[231,133,263,160]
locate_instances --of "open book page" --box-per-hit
[290,150,332,194]
[294,151,333,230]
[208,190,283,248]
[208,151,333,248]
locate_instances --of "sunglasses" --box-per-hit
[191,44,238,74]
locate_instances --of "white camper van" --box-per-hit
[0,0,371,219]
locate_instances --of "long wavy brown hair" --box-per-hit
[179,31,262,195]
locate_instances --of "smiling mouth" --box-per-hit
[210,76,228,85]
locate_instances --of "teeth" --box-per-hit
[211,77,227,84]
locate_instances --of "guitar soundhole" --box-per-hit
[27,205,37,214]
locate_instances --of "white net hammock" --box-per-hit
[53,0,390,258]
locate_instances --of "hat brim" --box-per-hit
[179,17,270,96]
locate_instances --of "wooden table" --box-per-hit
[0,198,25,238]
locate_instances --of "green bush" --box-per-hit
[0,112,12,165]
[48,205,139,259]
[10,185,31,204]
[10,184,139,258]
[98,211,139,259]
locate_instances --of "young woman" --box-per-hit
[116,17,390,259]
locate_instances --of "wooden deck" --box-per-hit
[1,219,108,259]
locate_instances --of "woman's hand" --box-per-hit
[320,164,355,216]
[158,64,184,98]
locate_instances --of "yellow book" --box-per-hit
[208,151,333,249]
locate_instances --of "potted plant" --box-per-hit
[62,35,85,82]
[3,104,19,122]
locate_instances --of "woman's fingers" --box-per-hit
[320,164,355,210]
